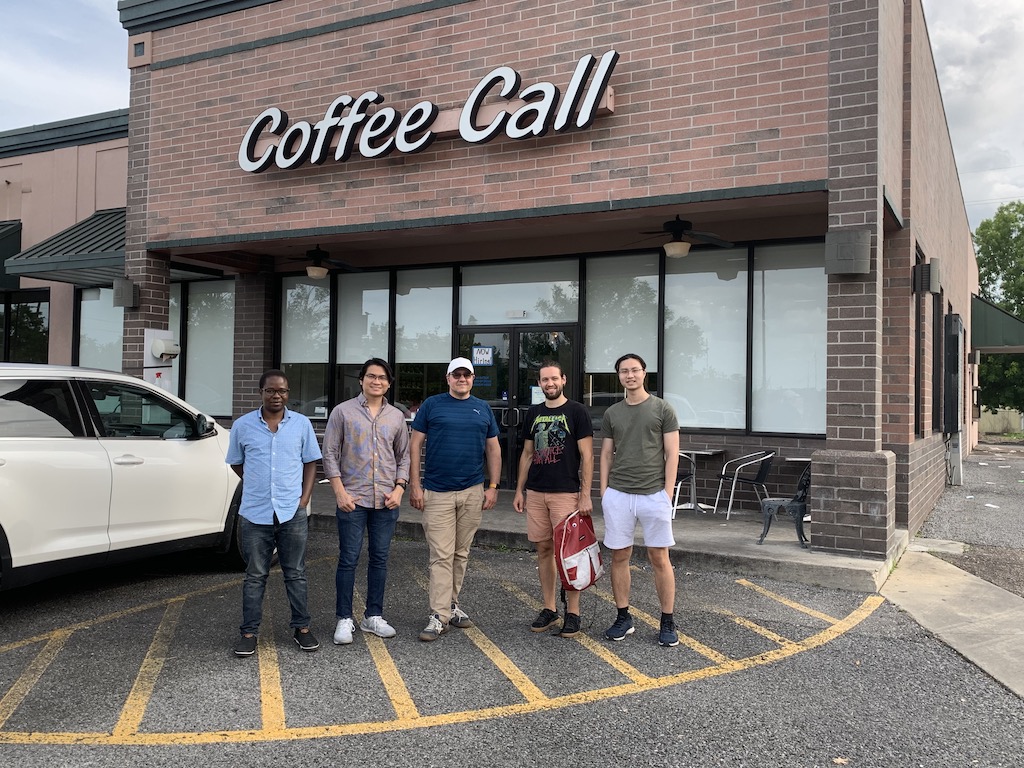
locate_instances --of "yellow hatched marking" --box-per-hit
[463,627,548,703]
[113,598,185,738]
[364,635,420,719]
[257,623,287,733]
[0,596,886,745]
[717,609,802,651]
[735,579,839,624]
[0,629,72,729]
[591,586,732,664]
[410,570,548,702]
[499,580,652,684]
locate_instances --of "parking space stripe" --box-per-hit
[257,618,287,733]
[590,586,733,664]
[721,611,802,651]
[735,579,839,624]
[498,580,652,684]
[113,598,185,739]
[0,630,72,729]
[364,635,420,719]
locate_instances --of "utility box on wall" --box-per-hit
[824,229,872,275]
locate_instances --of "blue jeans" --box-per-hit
[335,505,400,619]
[239,513,310,636]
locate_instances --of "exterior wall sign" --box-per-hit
[238,50,620,173]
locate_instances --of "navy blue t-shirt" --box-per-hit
[411,393,500,492]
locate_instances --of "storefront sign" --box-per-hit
[238,50,619,173]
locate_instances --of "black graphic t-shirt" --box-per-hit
[520,400,593,493]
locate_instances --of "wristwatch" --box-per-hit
[396,480,408,490]
[488,483,500,490]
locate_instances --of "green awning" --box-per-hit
[0,219,23,290]
[972,295,1024,353]
[5,208,222,287]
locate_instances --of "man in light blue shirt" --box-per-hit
[226,369,322,656]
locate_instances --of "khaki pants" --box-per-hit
[421,484,485,622]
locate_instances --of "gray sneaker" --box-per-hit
[360,615,397,638]
[419,613,448,642]
[333,617,355,645]
[449,603,474,629]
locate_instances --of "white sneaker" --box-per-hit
[360,615,397,638]
[333,617,355,645]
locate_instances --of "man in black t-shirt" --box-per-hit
[513,362,594,637]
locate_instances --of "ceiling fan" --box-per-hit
[642,215,733,257]
[289,245,358,278]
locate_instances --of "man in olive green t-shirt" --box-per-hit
[599,353,679,647]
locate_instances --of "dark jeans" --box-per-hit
[335,505,400,619]
[239,513,310,636]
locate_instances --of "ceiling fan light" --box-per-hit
[664,240,691,258]
[306,264,329,279]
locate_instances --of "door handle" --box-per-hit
[112,455,145,466]
[0,458,6,467]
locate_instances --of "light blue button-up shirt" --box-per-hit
[226,407,323,524]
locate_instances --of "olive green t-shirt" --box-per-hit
[602,395,679,495]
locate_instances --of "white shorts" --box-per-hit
[601,487,675,550]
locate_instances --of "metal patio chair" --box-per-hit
[712,450,776,519]
[758,464,812,548]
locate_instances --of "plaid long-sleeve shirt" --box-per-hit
[322,394,411,509]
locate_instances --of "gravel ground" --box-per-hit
[918,440,1024,598]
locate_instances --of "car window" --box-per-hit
[86,382,197,439]
[0,379,87,438]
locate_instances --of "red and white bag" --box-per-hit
[554,510,604,592]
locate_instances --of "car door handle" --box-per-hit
[0,458,6,467]
[112,455,145,466]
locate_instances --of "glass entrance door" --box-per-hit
[458,326,576,488]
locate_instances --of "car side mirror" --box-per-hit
[196,413,216,436]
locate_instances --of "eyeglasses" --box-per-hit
[363,373,390,382]
[262,388,290,396]
[618,367,644,376]
[448,372,474,380]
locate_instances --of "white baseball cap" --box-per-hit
[447,357,475,375]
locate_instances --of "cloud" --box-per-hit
[0,0,129,131]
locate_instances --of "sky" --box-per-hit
[0,0,1021,232]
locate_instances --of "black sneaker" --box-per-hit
[530,607,559,632]
[659,620,680,647]
[293,627,320,651]
[233,633,257,656]
[605,613,635,641]
[558,612,581,638]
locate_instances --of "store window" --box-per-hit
[664,248,748,429]
[184,280,234,416]
[584,253,660,428]
[751,243,826,434]
[395,267,452,415]
[334,271,390,409]
[460,261,578,325]
[79,287,124,371]
[281,275,331,419]
[1,291,49,363]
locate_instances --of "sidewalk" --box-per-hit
[308,484,903,593]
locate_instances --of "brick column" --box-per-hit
[122,67,169,377]
[814,0,898,559]
[232,274,276,420]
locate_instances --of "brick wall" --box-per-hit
[138,0,832,243]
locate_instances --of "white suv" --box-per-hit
[0,363,242,591]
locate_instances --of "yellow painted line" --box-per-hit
[257,623,287,732]
[0,595,885,745]
[725,612,801,651]
[462,627,549,703]
[735,578,839,624]
[364,635,420,719]
[113,598,185,738]
[0,577,242,655]
[593,587,732,664]
[0,629,73,729]
[498,580,652,684]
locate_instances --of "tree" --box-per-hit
[974,201,1024,413]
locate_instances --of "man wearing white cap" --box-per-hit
[409,356,501,641]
